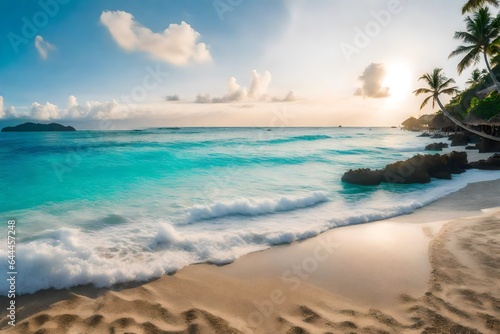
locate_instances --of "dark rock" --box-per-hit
[425,142,449,151]
[383,155,432,184]
[1,122,76,132]
[465,145,478,150]
[417,132,431,137]
[342,152,469,185]
[426,154,452,180]
[446,151,468,174]
[468,154,500,170]
[341,168,382,185]
[383,169,431,184]
[451,133,468,146]
[429,171,452,179]
[476,138,500,153]
[468,135,481,144]
[431,134,446,139]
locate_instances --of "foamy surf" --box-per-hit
[186,192,329,222]
[1,128,500,295]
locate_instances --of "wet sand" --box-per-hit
[1,167,499,333]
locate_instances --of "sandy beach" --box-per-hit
[1,153,499,334]
[4,0,500,332]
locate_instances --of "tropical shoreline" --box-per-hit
[3,1,500,333]
[1,150,499,333]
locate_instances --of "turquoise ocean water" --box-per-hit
[1,127,499,295]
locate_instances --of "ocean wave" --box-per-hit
[0,220,326,295]
[0,228,178,295]
[323,148,371,155]
[0,225,271,295]
[2,170,500,296]
[186,192,329,222]
[397,146,428,153]
[4,127,500,297]
[0,196,442,296]
[264,134,332,145]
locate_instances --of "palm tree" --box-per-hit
[449,7,500,92]
[466,68,486,87]
[462,0,498,14]
[414,68,500,141]
[491,53,500,66]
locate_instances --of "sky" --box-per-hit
[0,0,491,129]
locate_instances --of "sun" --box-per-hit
[383,63,413,101]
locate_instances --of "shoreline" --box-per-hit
[1,173,499,332]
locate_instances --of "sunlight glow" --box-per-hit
[383,63,413,101]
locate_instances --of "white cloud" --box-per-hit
[100,10,211,66]
[248,70,271,99]
[354,63,390,98]
[0,96,127,121]
[31,101,60,120]
[0,96,17,119]
[35,35,55,60]
[66,95,123,120]
[195,94,212,104]
[283,91,296,102]
[273,90,296,102]
[211,76,247,103]
[0,84,296,123]
[0,96,4,118]
[0,95,408,127]
[196,70,296,103]
[165,95,180,101]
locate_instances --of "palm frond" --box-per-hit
[457,50,481,74]
[441,87,460,95]
[451,8,498,75]
[419,96,433,110]
[449,44,478,58]
[462,0,499,14]
[466,68,486,86]
[453,31,478,44]
[413,88,433,95]
[440,77,457,89]
[414,68,457,110]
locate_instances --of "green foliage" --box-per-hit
[445,86,479,119]
[449,7,500,75]
[467,91,500,119]
[462,0,499,14]
[482,64,500,86]
[469,96,480,109]
[447,93,463,108]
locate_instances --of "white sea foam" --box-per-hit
[154,223,183,245]
[2,127,500,296]
[186,192,329,222]
[1,169,499,296]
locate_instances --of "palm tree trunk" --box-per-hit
[483,51,500,92]
[436,95,500,142]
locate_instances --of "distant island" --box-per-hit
[1,122,77,132]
